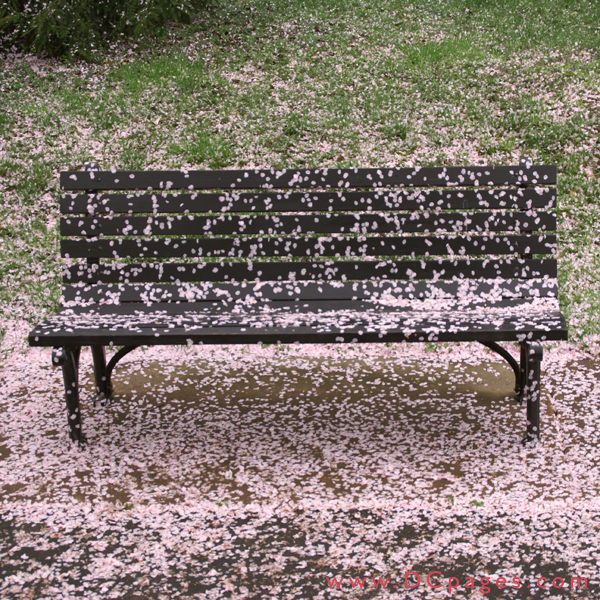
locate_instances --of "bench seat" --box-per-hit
[31,301,566,346]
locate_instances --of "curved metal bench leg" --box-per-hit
[91,345,140,407]
[479,341,520,398]
[522,342,543,444]
[91,345,113,407]
[519,342,528,405]
[52,346,86,447]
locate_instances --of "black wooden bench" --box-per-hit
[29,158,567,446]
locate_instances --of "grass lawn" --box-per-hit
[0,0,599,349]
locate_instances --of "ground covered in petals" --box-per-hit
[1,340,599,598]
[0,0,599,343]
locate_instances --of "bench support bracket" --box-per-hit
[91,345,111,406]
[479,341,520,396]
[92,345,140,406]
[521,342,543,444]
[479,340,543,441]
[52,346,85,446]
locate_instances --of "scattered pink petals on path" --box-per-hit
[1,341,599,597]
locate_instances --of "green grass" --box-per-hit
[0,0,599,344]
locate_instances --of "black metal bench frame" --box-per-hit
[30,158,567,446]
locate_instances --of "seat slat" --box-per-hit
[61,234,556,259]
[51,299,560,316]
[60,211,556,237]
[61,278,559,305]
[28,324,569,346]
[60,188,556,214]
[29,304,568,347]
[60,165,557,191]
[63,258,557,284]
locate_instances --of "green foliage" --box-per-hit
[380,122,409,142]
[167,131,234,169]
[0,0,207,59]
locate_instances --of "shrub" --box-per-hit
[0,0,206,59]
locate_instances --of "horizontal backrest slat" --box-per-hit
[61,278,558,305]
[60,165,557,191]
[63,258,556,284]
[60,188,556,214]
[61,234,556,259]
[60,211,556,237]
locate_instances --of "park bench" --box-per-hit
[29,158,567,446]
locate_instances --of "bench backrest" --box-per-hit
[59,161,558,308]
